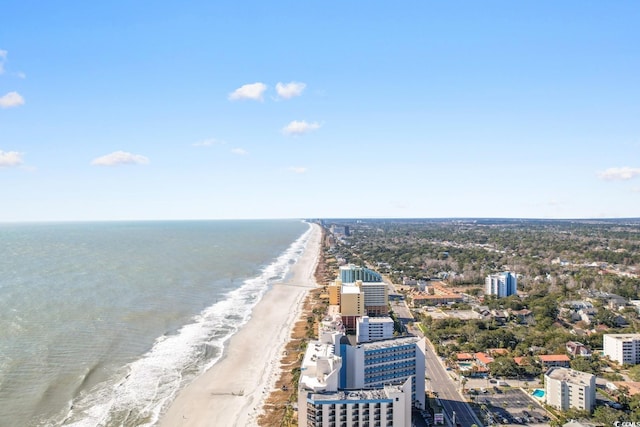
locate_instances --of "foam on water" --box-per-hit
[55,224,312,427]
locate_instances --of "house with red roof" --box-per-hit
[513,356,529,367]
[538,354,571,368]
[474,352,494,368]
[456,352,474,361]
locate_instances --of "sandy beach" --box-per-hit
[159,223,322,427]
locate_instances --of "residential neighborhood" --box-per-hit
[313,218,640,426]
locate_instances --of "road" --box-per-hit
[386,281,483,427]
[424,340,483,427]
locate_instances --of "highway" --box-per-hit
[424,339,483,427]
[388,285,483,427]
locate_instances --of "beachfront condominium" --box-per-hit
[298,330,413,427]
[336,281,366,332]
[485,271,517,298]
[340,264,382,283]
[343,336,426,409]
[356,316,394,344]
[301,380,413,427]
[603,334,640,365]
[360,281,389,316]
[329,279,389,332]
[544,367,596,412]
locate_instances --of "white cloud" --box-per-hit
[288,166,307,174]
[193,138,225,147]
[231,148,248,155]
[276,81,306,99]
[0,91,25,108]
[597,167,640,181]
[91,151,149,166]
[15,72,26,79]
[282,120,321,136]
[228,82,267,101]
[0,150,23,167]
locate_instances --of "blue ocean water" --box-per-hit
[0,220,310,427]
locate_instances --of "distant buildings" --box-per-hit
[603,334,640,365]
[340,264,382,283]
[485,272,518,298]
[544,367,596,412]
[328,278,389,332]
[330,224,350,237]
[410,282,463,306]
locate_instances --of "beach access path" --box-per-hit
[158,223,322,427]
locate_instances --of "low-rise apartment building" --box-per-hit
[545,367,596,412]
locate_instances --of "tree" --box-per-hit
[592,406,630,424]
[488,356,519,378]
[570,356,596,374]
[629,364,640,382]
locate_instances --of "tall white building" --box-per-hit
[603,334,640,365]
[343,336,426,409]
[545,367,596,412]
[298,332,343,394]
[485,272,517,298]
[298,331,413,427]
[356,316,394,343]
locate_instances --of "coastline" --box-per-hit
[158,223,322,427]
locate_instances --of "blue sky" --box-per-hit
[1,1,639,221]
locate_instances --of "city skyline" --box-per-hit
[1,1,639,221]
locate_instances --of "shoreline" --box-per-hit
[158,223,322,427]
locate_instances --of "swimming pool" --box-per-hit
[532,389,545,398]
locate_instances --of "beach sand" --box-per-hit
[158,223,322,427]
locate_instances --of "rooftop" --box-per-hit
[475,352,494,364]
[359,316,394,324]
[605,333,640,340]
[309,388,394,402]
[539,354,571,362]
[456,352,474,360]
[358,336,422,351]
[302,341,336,367]
[341,285,362,294]
[546,367,594,386]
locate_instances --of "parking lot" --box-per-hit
[468,388,551,426]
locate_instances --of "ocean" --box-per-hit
[0,220,311,427]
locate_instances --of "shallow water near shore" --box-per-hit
[0,220,310,427]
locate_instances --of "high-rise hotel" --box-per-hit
[298,323,425,427]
